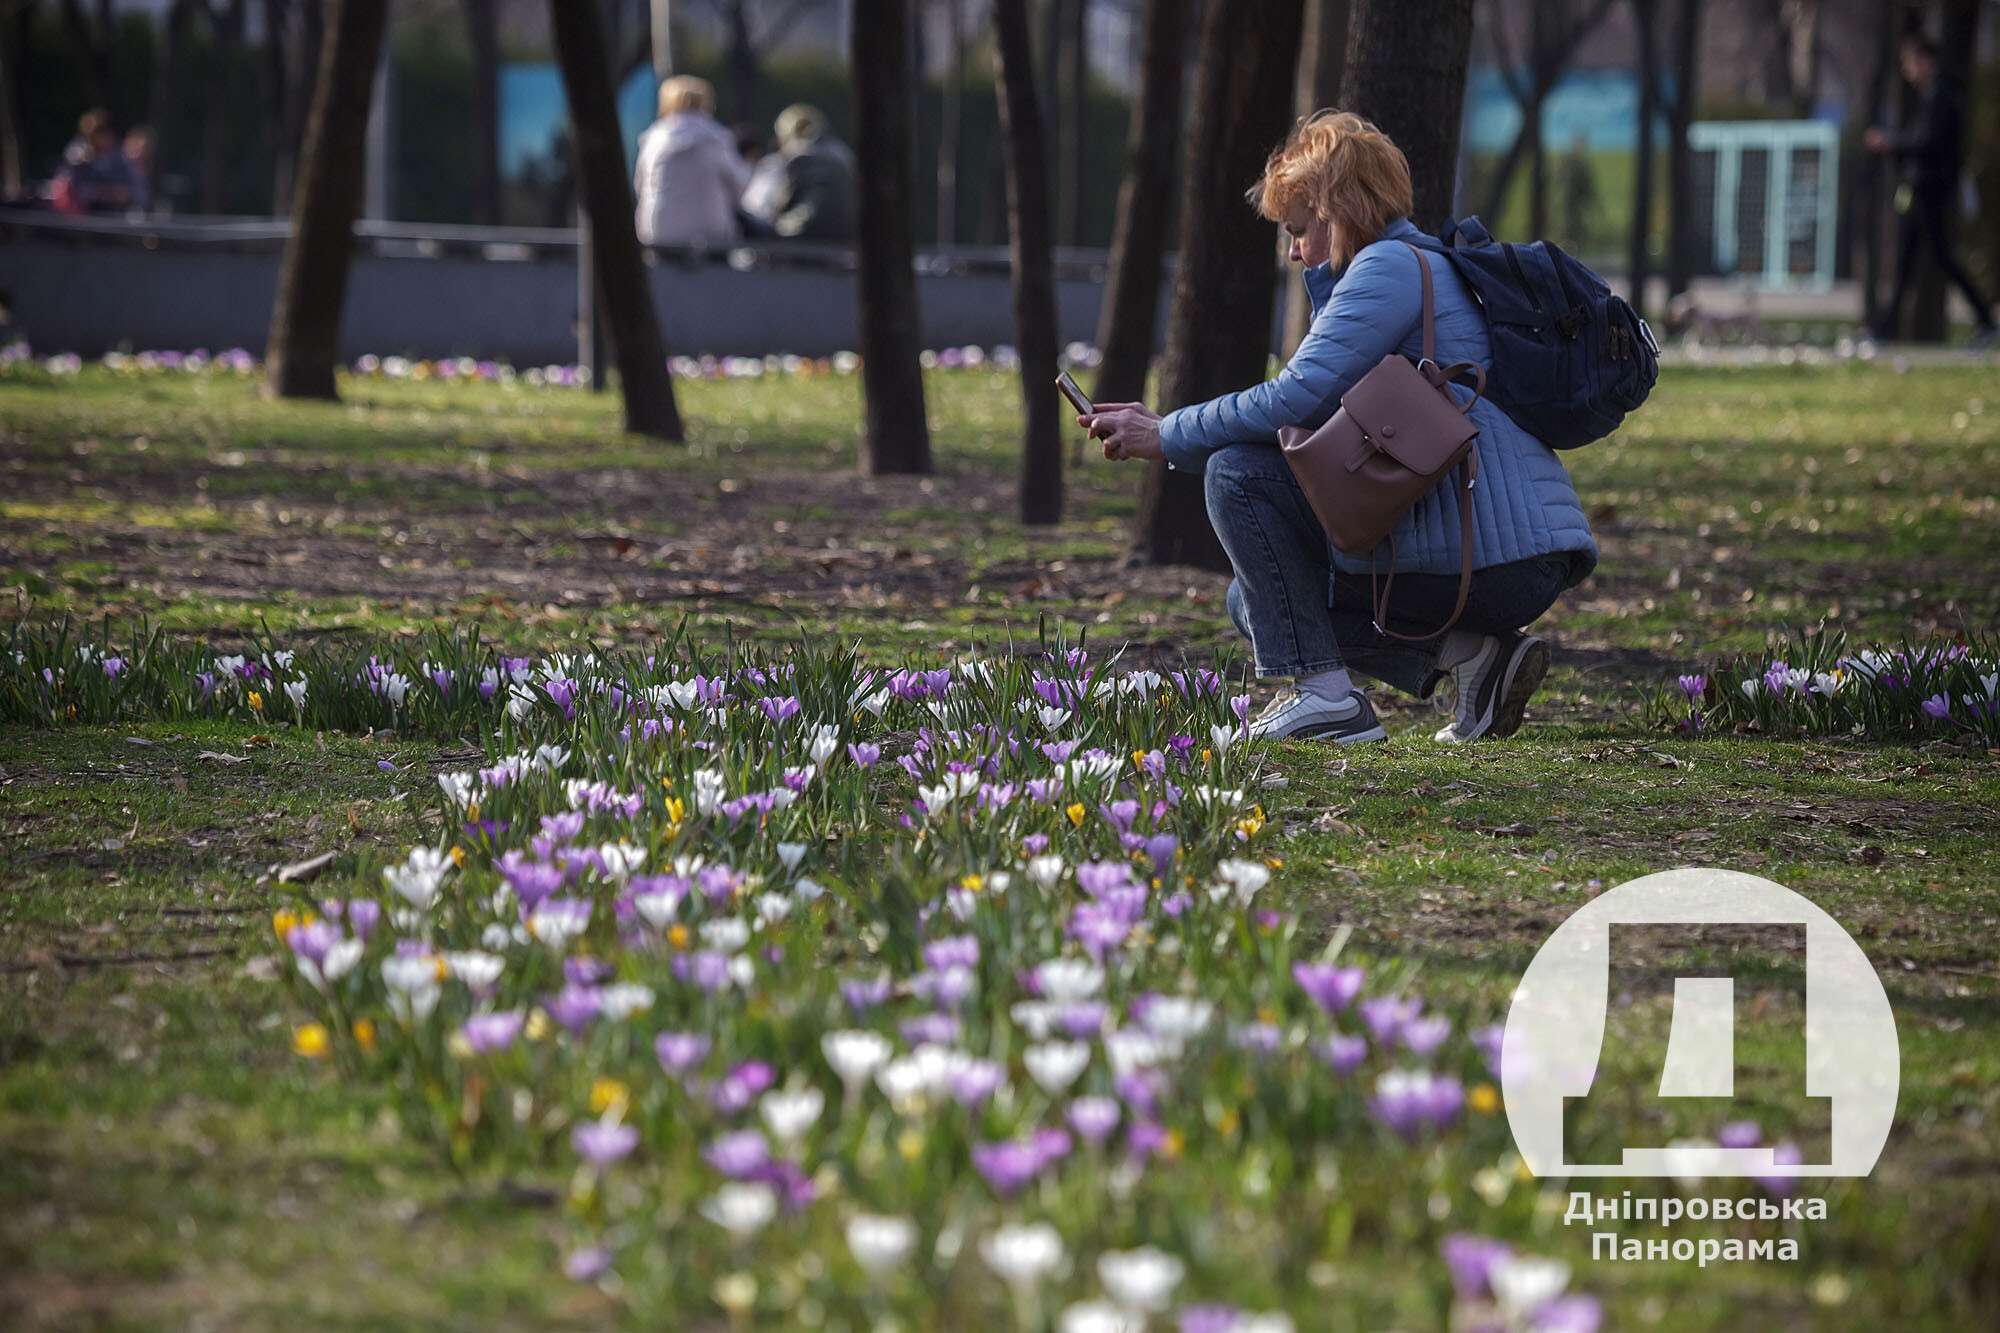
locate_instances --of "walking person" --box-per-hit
[1083,113,1598,745]
[1865,31,1997,346]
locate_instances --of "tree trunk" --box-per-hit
[201,1,246,214]
[725,0,757,121]
[1131,0,1304,570]
[1283,0,1350,354]
[263,0,390,399]
[549,0,685,437]
[993,0,1062,525]
[1627,0,1657,321]
[1664,0,1702,299]
[0,11,16,201]
[1910,0,1980,343]
[851,0,934,474]
[463,0,500,224]
[1092,0,1188,407]
[1854,0,1895,327]
[265,0,295,210]
[1341,0,1474,231]
[937,0,963,243]
[1057,0,1087,246]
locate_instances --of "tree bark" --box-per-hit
[0,6,17,201]
[201,0,247,214]
[549,0,685,437]
[851,0,934,474]
[1057,0,1087,246]
[1131,0,1304,570]
[1854,0,1895,327]
[1627,0,1657,321]
[463,0,501,224]
[264,0,389,399]
[1282,0,1350,354]
[1092,0,1187,407]
[1664,0,1702,299]
[1477,0,1612,234]
[993,0,1063,525]
[936,0,963,243]
[1341,0,1474,232]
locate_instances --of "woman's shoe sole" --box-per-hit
[1487,637,1550,740]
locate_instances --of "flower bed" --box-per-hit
[1662,630,1999,747]
[31,623,1849,1326]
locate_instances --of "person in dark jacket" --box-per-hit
[1081,113,1597,746]
[765,104,857,242]
[1865,31,1996,345]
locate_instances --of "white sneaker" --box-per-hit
[1251,688,1388,744]
[1433,633,1549,743]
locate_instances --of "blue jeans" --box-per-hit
[1204,442,1573,695]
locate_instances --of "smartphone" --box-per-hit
[1055,369,1094,416]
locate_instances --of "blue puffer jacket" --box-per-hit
[1159,217,1599,586]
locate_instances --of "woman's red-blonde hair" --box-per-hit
[1248,110,1414,266]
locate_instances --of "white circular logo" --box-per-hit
[1503,868,1899,1177]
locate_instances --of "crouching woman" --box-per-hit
[1085,112,1597,744]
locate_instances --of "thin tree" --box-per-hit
[0,0,19,200]
[1282,0,1352,355]
[851,0,933,474]
[199,0,247,214]
[463,0,500,223]
[1056,0,1088,246]
[1626,0,1658,322]
[935,0,964,242]
[1853,0,1898,329]
[993,0,1062,524]
[548,0,685,438]
[1478,0,1615,236]
[1663,0,1703,301]
[1131,0,1304,570]
[263,0,390,400]
[1091,0,1188,408]
[1342,0,1475,231]
[705,0,825,121]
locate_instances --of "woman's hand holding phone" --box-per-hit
[1079,402,1165,463]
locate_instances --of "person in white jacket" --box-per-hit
[633,76,750,249]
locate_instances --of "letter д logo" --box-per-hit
[1502,868,1899,1178]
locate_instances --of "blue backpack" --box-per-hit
[1411,217,1658,450]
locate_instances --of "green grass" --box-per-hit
[2,364,1998,1327]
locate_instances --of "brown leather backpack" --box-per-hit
[1276,242,1486,641]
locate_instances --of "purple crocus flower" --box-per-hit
[655,1031,711,1075]
[1718,1120,1762,1149]
[923,934,980,970]
[1057,1002,1108,1039]
[1142,833,1179,875]
[1160,890,1193,917]
[563,1246,612,1282]
[1319,1033,1368,1074]
[950,1059,1006,1108]
[1293,963,1365,1014]
[102,656,126,679]
[572,1120,639,1169]
[1440,1233,1512,1299]
[672,950,735,992]
[285,920,340,964]
[460,1010,525,1053]
[847,741,881,767]
[1370,1069,1464,1140]
[1677,673,1706,701]
[1531,1296,1605,1333]
[1922,693,1951,720]
[972,1139,1043,1197]
[1022,832,1051,855]
[1068,1095,1121,1146]
[1401,1014,1452,1058]
[548,985,602,1035]
[196,671,217,697]
[1755,1140,1804,1196]
[430,667,453,697]
[901,1012,961,1045]
[1178,1306,1242,1333]
[758,695,801,726]
[1230,694,1251,723]
[704,1129,771,1178]
[711,1060,776,1114]
[1471,1024,1504,1079]
[840,973,892,1014]
[1359,995,1422,1045]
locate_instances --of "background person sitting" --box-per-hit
[51,109,140,216]
[765,103,857,242]
[632,76,751,250]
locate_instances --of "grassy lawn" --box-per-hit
[2,362,1997,1329]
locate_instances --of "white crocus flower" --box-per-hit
[777,842,808,873]
[1027,855,1066,887]
[381,955,441,1022]
[1490,1255,1570,1323]
[383,847,451,911]
[444,950,504,990]
[822,1030,892,1091]
[1011,1000,1057,1041]
[597,983,656,1020]
[284,679,307,711]
[693,768,728,816]
[1105,1029,1165,1076]
[1035,958,1103,1003]
[980,1222,1066,1286]
[808,725,840,765]
[759,1086,825,1145]
[701,1183,777,1237]
[1098,1247,1184,1312]
[1139,997,1213,1050]
[437,772,478,810]
[595,842,646,881]
[1210,722,1237,750]
[1039,706,1071,731]
[700,918,751,953]
[846,1213,918,1277]
[793,877,827,905]
[299,938,363,991]
[1025,1041,1091,1093]
[633,889,681,928]
[382,673,412,707]
[1059,1302,1143,1333]
[874,1056,933,1113]
[754,892,794,928]
[857,688,890,716]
